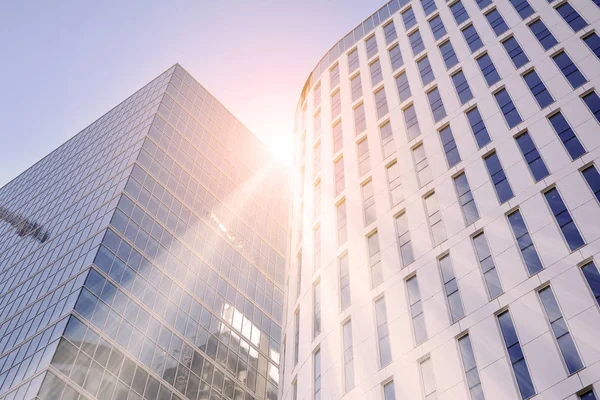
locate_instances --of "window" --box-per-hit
[544,187,585,251]
[389,44,404,71]
[332,91,341,118]
[375,297,392,367]
[440,254,465,322]
[556,2,587,32]
[380,120,395,158]
[454,172,479,225]
[371,59,383,86]
[581,260,600,306]
[418,56,435,86]
[404,104,421,140]
[553,51,586,89]
[363,180,377,226]
[313,281,321,337]
[439,40,458,69]
[428,87,447,123]
[425,191,446,245]
[375,88,389,119]
[314,180,321,220]
[314,226,321,271]
[502,36,529,68]
[421,0,438,15]
[484,151,513,203]
[583,91,600,123]
[450,1,470,24]
[580,390,598,400]
[410,30,425,55]
[549,112,586,160]
[516,131,549,181]
[450,70,472,105]
[395,212,414,266]
[583,32,600,60]
[342,320,355,392]
[414,144,433,187]
[314,142,321,177]
[528,19,558,50]
[524,70,554,108]
[538,286,583,374]
[420,357,437,399]
[396,71,411,102]
[458,335,485,400]
[486,9,509,36]
[440,125,460,167]
[473,231,503,298]
[498,311,535,400]
[402,7,417,30]
[429,15,447,40]
[388,161,404,206]
[509,0,534,19]
[477,53,501,86]
[462,24,483,52]
[384,21,397,44]
[335,157,345,196]
[330,63,340,88]
[495,88,522,128]
[467,106,492,148]
[354,103,367,135]
[476,0,492,9]
[508,209,543,274]
[369,231,383,287]
[358,139,371,176]
[314,110,322,139]
[297,252,303,298]
[348,48,360,73]
[314,349,321,400]
[340,254,351,310]
[366,35,378,59]
[337,200,347,245]
[333,121,343,154]
[314,82,321,108]
[351,74,363,102]
[383,381,396,400]
[582,164,600,202]
[293,380,297,400]
[407,275,427,344]
[294,310,300,365]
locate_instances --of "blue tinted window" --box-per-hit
[509,0,534,19]
[495,88,522,128]
[389,45,404,71]
[516,132,549,181]
[458,335,485,400]
[402,8,417,30]
[440,125,460,167]
[418,56,435,86]
[452,70,473,104]
[383,21,397,45]
[582,261,600,306]
[476,0,492,8]
[450,1,470,24]
[584,33,600,60]
[410,30,425,55]
[454,173,478,224]
[486,9,509,36]
[396,71,411,102]
[467,107,491,148]
[580,390,598,400]
[421,0,438,15]
[462,25,484,52]
[508,210,543,274]
[428,87,447,123]
[582,165,600,202]
[529,19,558,50]
[549,112,586,160]
[440,255,464,322]
[503,37,529,68]
[544,188,585,251]
[440,40,459,69]
[477,54,501,86]
[429,15,447,40]
[553,51,587,89]
[523,70,554,109]
[404,105,421,141]
[583,91,600,123]
[366,35,378,59]
[473,232,503,298]
[485,152,514,203]
[556,3,588,32]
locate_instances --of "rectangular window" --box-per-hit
[462,24,484,52]
[410,30,425,55]
[523,69,554,108]
[476,0,492,9]
[414,144,433,187]
[583,32,600,60]
[351,73,363,102]
[388,161,404,206]
[580,390,598,400]
[528,19,558,50]
[314,349,321,400]
[314,82,321,108]
[510,0,534,19]
[495,88,522,128]
[450,1,470,24]
[337,200,347,245]
[297,251,303,298]
[440,254,465,322]
[314,142,321,177]
[503,36,529,68]
[404,104,421,141]
[428,87,447,123]
[582,164,600,202]
[331,63,340,88]
[366,35,378,59]
[420,357,437,399]
[396,71,412,102]
[418,56,435,86]
[371,59,383,86]
[395,212,414,266]
[354,103,367,135]
[583,91,600,123]
[407,275,427,344]
[332,91,341,118]
[421,0,438,15]
[498,311,536,400]
[581,260,600,306]
[552,51,586,89]
[544,187,585,251]
[313,281,321,337]
[458,335,485,400]
[384,21,398,44]
[515,131,549,181]
[389,44,404,71]
[452,70,473,105]
[314,226,321,271]
[314,110,322,139]
[508,209,543,274]
[383,381,396,400]
[362,180,376,226]
[294,310,300,365]
[348,48,360,73]
[467,106,491,148]
[454,172,479,225]
[333,120,343,154]
[549,112,586,160]
[340,254,351,310]
[429,15,447,40]
[439,40,459,69]
[314,181,321,220]
[402,7,417,30]
[484,151,514,203]
[293,380,297,400]
[358,138,371,176]
[473,231,503,298]
[342,320,355,392]
[477,53,501,86]
[425,191,447,245]
[375,296,392,367]
[380,120,395,158]
[375,88,389,119]
[538,286,583,374]
[486,8,509,36]
[335,157,345,195]
[440,125,460,167]
[556,2,587,32]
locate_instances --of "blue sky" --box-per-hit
[0,1,380,187]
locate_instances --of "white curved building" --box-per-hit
[282,0,600,399]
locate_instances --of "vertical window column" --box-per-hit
[508,209,543,274]
[454,172,479,225]
[368,231,383,288]
[396,212,414,266]
[362,180,376,226]
[342,320,355,392]
[407,275,428,344]
[544,187,585,251]
[340,254,351,311]
[473,231,503,298]
[375,297,392,367]
[458,334,485,400]
[313,281,321,338]
[425,191,446,245]
[337,200,347,245]
[484,152,514,203]
[387,161,404,206]
[439,254,465,322]
[420,357,437,400]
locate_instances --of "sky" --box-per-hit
[0,1,381,187]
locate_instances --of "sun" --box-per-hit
[265,134,294,167]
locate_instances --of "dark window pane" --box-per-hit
[529,19,558,50]
[477,54,501,86]
[503,37,529,68]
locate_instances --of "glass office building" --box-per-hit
[0,64,289,400]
